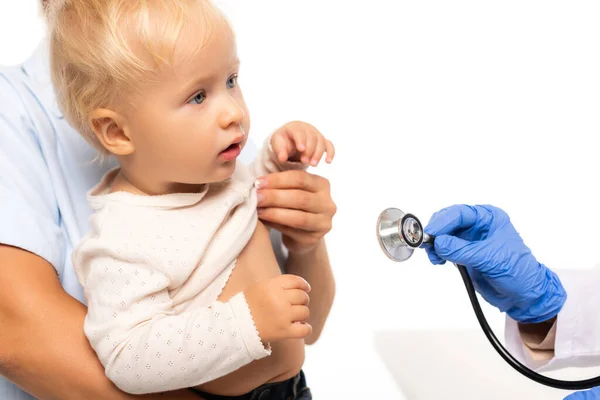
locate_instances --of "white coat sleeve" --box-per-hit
[74,240,271,394]
[504,266,600,372]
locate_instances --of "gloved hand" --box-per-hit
[564,387,600,399]
[423,204,567,324]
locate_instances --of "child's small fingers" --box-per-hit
[310,138,326,167]
[290,305,311,323]
[289,128,306,153]
[271,134,289,162]
[301,131,316,165]
[325,140,335,163]
[288,321,312,339]
[286,289,310,306]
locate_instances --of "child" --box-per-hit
[47,0,334,398]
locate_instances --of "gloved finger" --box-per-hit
[467,268,513,312]
[424,205,479,237]
[433,234,487,269]
[426,248,446,265]
[422,243,446,265]
[564,387,600,399]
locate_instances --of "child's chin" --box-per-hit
[211,166,236,182]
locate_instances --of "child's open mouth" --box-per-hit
[219,143,241,161]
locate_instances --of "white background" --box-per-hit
[1,0,600,399]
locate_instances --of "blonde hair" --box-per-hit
[47,0,231,154]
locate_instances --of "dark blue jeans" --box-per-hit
[193,370,312,400]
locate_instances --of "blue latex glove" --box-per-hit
[564,387,600,399]
[423,204,567,323]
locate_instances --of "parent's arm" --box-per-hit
[257,170,337,344]
[284,239,335,344]
[0,245,202,400]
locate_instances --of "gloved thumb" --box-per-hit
[563,387,600,399]
[434,234,486,268]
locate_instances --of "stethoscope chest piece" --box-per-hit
[376,207,430,262]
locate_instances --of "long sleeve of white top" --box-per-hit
[77,243,270,394]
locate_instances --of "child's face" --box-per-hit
[121,23,250,187]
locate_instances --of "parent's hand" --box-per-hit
[256,170,336,254]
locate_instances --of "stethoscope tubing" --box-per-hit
[455,262,600,390]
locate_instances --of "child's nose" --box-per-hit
[218,94,244,128]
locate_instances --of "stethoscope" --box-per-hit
[376,207,600,391]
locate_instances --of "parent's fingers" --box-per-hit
[258,208,330,232]
[257,189,321,212]
[258,170,330,193]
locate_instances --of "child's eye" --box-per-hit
[227,74,238,89]
[189,91,206,105]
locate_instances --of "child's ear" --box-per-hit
[89,109,135,156]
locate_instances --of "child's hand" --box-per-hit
[270,121,335,167]
[244,274,312,343]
